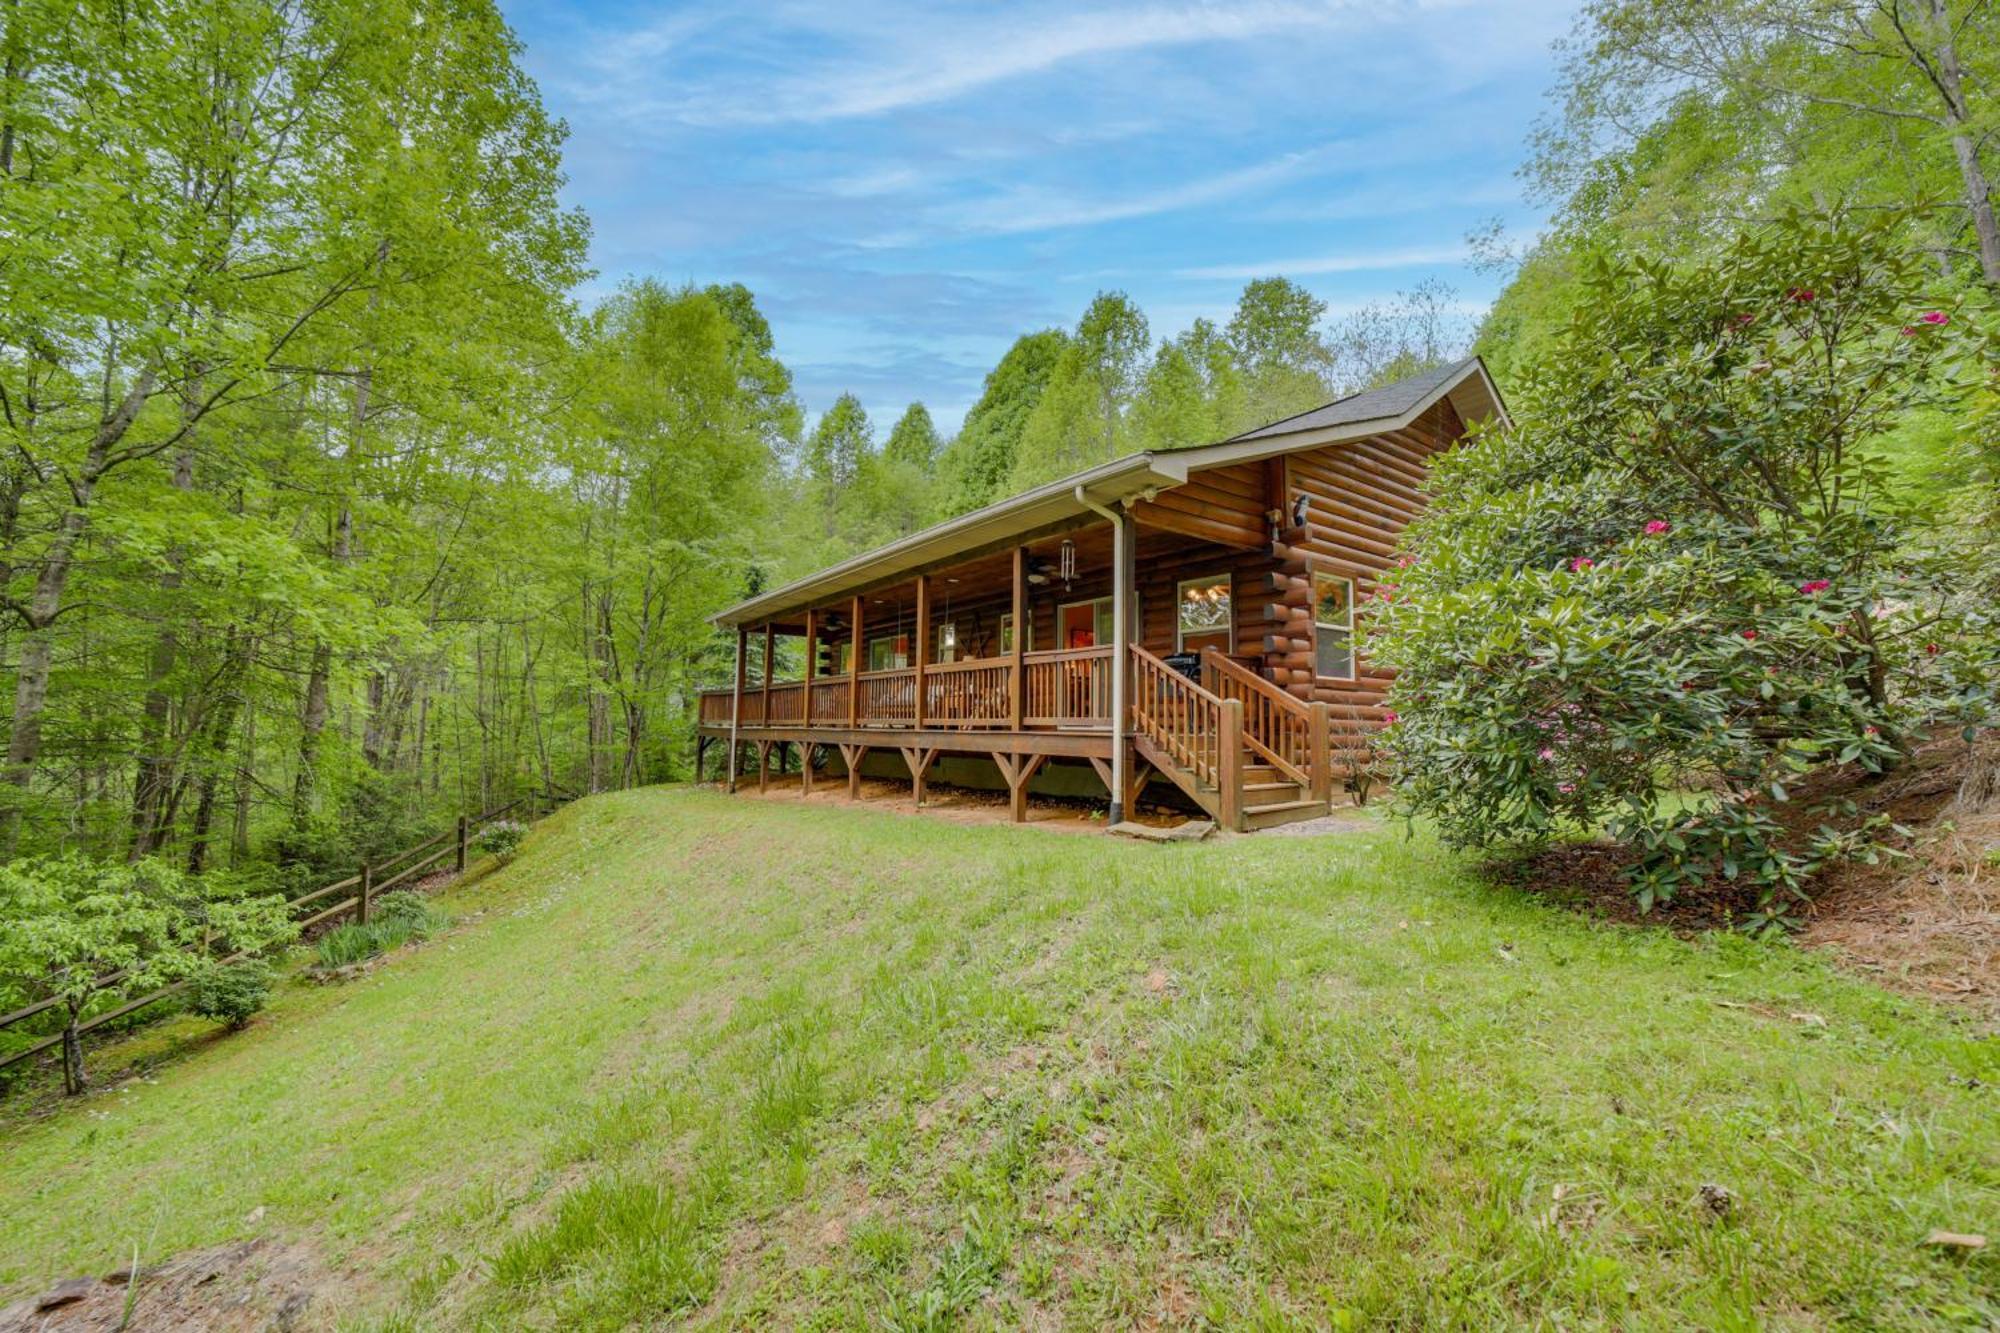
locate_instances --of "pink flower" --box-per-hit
[1921,310,1949,325]
[1926,643,1940,656]
[1644,520,1671,535]
[1864,725,1879,737]
[1741,630,1758,641]
[1558,782,1576,795]
[1570,557,1594,572]
[1901,326,1919,337]
[1799,579,1830,595]
[1538,747,1555,760]
[1381,710,1398,725]
[1787,287,1815,303]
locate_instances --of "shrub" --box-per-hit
[1373,211,1998,932]
[188,959,274,1031]
[477,819,527,865]
[314,894,447,968]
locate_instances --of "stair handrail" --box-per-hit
[1200,648,1330,801]
[1131,645,1243,826]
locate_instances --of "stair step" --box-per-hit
[1241,798,1330,831]
[1243,780,1303,800]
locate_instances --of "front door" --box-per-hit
[1059,597,1110,649]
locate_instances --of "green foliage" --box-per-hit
[313,893,445,969]
[475,820,527,865]
[936,330,1069,516]
[0,855,295,1088]
[490,1172,721,1323]
[187,959,274,1032]
[1376,211,2000,930]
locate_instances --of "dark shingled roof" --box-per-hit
[1212,356,1482,445]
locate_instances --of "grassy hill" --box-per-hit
[1,788,1994,1329]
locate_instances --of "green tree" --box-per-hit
[1226,278,1334,428]
[883,404,941,470]
[936,330,1067,515]
[1376,211,1998,931]
[1009,293,1148,489]
[0,856,295,1092]
[1131,319,1244,449]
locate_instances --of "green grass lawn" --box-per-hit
[1,787,1995,1329]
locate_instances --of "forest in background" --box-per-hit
[2,0,1994,887]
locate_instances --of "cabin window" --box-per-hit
[832,641,850,675]
[1314,573,1355,680]
[998,613,1015,654]
[1176,576,1232,655]
[1058,597,1113,649]
[867,634,909,672]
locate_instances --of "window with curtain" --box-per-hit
[1314,573,1355,679]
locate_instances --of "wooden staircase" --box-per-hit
[1130,646,1333,833]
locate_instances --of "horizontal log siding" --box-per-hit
[1129,460,1267,550]
[1267,397,1466,727]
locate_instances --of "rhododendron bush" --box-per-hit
[1372,213,1998,932]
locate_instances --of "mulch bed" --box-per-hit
[1493,732,2000,1019]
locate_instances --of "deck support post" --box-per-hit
[841,744,867,799]
[1124,758,1155,816]
[1009,546,1025,729]
[804,609,818,727]
[914,574,929,729]
[900,746,938,806]
[996,752,1048,823]
[727,626,746,791]
[848,595,863,727]
[1219,698,1244,830]
[802,743,816,795]
[1307,701,1332,804]
[761,622,774,727]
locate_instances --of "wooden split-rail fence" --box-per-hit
[0,792,557,1077]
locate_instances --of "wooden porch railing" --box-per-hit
[857,667,917,725]
[1131,645,1241,827]
[1202,648,1331,802]
[924,656,1013,727]
[809,678,849,723]
[767,681,807,724]
[1022,646,1113,728]
[699,691,732,726]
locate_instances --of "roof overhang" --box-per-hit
[710,452,1192,629]
[710,357,1508,630]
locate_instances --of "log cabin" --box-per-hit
[696,356,1505,831]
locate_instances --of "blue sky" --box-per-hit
[499,0,1579,433]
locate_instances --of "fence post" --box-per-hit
[455,814,468,872]
[1308,701,1332,804]
[358,861,373,925]
[1219,698,1244,831]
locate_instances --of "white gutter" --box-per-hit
[1074,485,1128,827]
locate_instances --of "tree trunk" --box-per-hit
[1,371,155,852]
[131,445,196,859]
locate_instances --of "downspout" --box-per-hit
[1075,486,1128,825]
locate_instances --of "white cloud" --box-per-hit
[1176,244,1469,279]
[937,149,1329,235]
[581,1,1368,127]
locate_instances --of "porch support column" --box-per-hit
[914,574,929,728]
[848,595,864,726]
[728,626,746,791]
[761,622,774,725]
[804,609,818,726]
[1009,546,1026,730]
[1074,489,1133,826]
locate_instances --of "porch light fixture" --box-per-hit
[940,621,957,652]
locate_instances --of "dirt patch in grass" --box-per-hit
[1499,732,2000,1017]
[730,775,1189,834]
[0,1237,366,1332]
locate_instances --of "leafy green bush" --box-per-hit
[188,959,274,1031]
[477,819,528,865]
[1373,211,1998,932]
[0,855,297,1092]
[314,893,447,968]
